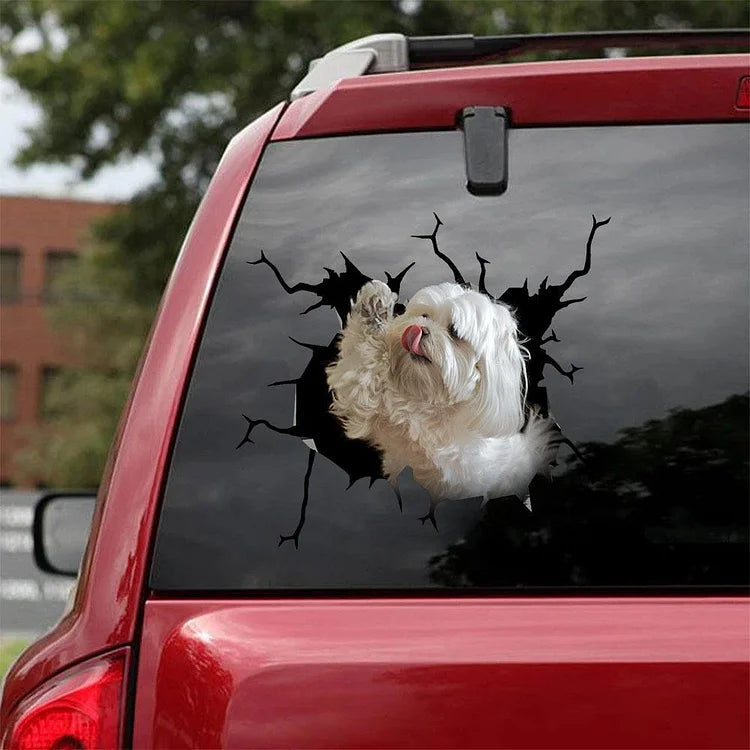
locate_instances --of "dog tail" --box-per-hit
[522,410,561,477]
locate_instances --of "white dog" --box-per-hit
[326,280,557,507]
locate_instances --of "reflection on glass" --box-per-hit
[152,125,749,591]
[429,393,749,587]
[42,496,95,573]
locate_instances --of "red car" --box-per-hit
[2,30,749,749]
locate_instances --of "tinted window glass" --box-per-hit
[151,125,749,591]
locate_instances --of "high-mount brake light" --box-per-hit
[3,650,127,750]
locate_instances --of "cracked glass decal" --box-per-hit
[239,214,609,546]
[151,125,748,591]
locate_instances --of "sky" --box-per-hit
[0,71,157,201]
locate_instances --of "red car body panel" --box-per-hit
[2,52,749,747]
[273,55,749,140]
[0,102,286,724]
[132,598,749,749]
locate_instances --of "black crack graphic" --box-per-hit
[411,213,467,286]
[248,250,413,322]
[277,448,316,549]
[412,213,611,417]
[499,215,611,413]
[240,214,610,545]
[238,252,414,546]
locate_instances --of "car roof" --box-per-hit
[274,53,749,140]
[290,30,749,99]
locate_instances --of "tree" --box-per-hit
[2,0,747,486]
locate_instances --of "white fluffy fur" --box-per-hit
[326,280,557,503]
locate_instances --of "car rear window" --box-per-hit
[150,124,749,592]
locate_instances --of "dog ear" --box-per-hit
[470,303,526,436]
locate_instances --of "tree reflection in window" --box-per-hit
[429,393,749,587]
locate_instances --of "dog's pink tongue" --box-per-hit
[401,324,424,356]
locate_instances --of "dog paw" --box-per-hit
[355,280,397,325]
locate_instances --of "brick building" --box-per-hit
[0,195,117,486]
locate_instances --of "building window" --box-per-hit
[40,367,63,421]
[1,365,19,421]
[44,249,77,301]
[1,248,22,304]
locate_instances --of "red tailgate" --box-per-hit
[132,598,749,748]
[134,55,749,748]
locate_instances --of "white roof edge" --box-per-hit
[290,33,409,101]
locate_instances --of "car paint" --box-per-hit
[132,598,749,748]
[0,102,286,725]
[2,53,749,746]
[273,55,750,140]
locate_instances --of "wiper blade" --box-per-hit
[408,29,749,66]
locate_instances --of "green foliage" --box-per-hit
[1,639,30,683]
[2,0,746,486]
[14,244,153,486]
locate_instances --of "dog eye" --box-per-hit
[448,323,461,340]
